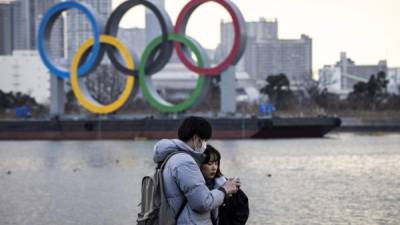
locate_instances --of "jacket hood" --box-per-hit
[153,139,206,165]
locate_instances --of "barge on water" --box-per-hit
[0,116,341,140]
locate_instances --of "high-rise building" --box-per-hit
[144,0,183,64]
[66,0,111,61]
[247,18,278,41]
[4,0,63,56]
[146,0,164,44]
[35,0,64,58]
[11,0,35,50]
[220,18,278,51]
[246,34,313,86]
[118,27,146,57]
[0,3,13,55]
[218,18,278,72]
[219,18,312,88]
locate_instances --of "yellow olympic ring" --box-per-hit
[70,35,135,114]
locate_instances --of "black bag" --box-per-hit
[218,188,249,225]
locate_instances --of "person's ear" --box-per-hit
[193,135,199,143]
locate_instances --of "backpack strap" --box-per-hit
[158,151,189,220]
[158,151,183,169]
[175,198,187,220]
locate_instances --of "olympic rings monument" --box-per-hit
[37,0,247,116]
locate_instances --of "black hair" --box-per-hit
[178,116,212,142]
[202,144,223,177]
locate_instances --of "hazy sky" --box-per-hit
[112,0,400,74]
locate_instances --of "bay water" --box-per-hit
[0,133,399,225]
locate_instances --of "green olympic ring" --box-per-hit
[139,33,211,113]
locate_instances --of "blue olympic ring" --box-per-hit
[37,1,102,79]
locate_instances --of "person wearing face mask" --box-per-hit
[153,116,240,225]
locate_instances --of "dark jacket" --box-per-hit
[218,188,249,225]
[206,176,250,225]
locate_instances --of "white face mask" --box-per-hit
[195,140,207,153]
[199,141,207,153]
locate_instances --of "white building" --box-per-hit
[0,50,50,103]
[318,66,342,94]
[388,68,400,95]
[151,64,259,103]
[319,52,388,96]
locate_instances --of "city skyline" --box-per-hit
[113,0,400,75]
[1,0,398,73]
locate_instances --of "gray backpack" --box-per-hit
[137,152,187,225]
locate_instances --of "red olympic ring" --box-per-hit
[174,0,247,76]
